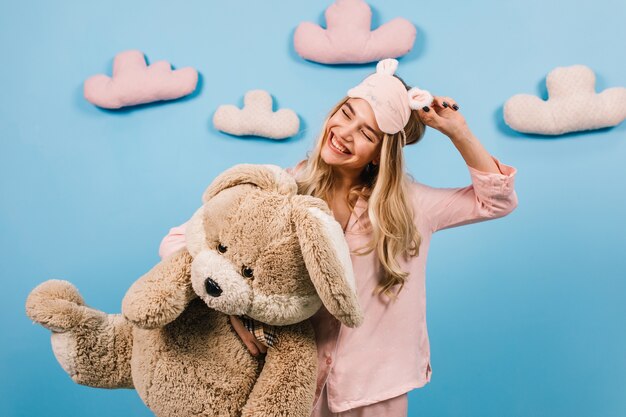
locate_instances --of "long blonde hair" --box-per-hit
[296,75,427,299]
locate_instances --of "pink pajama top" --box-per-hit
[158,156,518,413]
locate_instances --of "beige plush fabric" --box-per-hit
[213,90,300,139]
[25,280,134,388]
[504,65,626,135]
[26,164,362,417]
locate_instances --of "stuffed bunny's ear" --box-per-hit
[292,197,363,328]
[202,164,297,203]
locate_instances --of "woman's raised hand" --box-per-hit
[417,96,470,139]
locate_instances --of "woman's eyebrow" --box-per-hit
[346,102,381,140]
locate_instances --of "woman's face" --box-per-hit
[320,98,384,170]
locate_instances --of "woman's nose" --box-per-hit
[337,125,357,142]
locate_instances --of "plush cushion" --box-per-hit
[213,90,300,139]
[294,0,416,64]
[84,50,198,109]
[504,65,626,135]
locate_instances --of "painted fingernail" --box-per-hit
[452,104,459,111]
[422,106,430,112]
[443,102,449,108]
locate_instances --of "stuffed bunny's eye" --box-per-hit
[241,266,254,279]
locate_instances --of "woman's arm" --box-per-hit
[414,96,518,232]
[419,95,500,173]
[449,128,501,174]
[411,158,517,232]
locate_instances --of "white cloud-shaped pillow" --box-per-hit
[504,65,626,135]
[213,90,300,140]
[84,50,198,109]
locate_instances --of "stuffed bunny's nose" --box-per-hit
[204,277,222,297]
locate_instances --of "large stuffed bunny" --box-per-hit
[26,164,363,417]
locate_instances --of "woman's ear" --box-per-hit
[291,195,363,328]
[372,148,381,166]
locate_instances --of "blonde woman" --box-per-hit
[159,59,518,417]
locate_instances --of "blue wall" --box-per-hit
[1,1,625,416]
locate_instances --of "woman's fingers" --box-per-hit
[229,315,259,355]
[256,338,268,354]
[433,96,459,111]
[418,96,467,137]
[432,96,449,109]
[229,315,267,356]
[418,104,446,129]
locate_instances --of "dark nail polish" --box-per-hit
[443,102,449,108]
[452,104,459,110]
[422,106,430,112]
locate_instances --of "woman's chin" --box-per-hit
[321,152,342,166]
[321,147,349,166]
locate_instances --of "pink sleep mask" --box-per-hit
[347,59,433,144]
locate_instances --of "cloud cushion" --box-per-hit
[84,50,198,109]
[294,0,417,65]
[504,65,626,135]
[213,90,300,139]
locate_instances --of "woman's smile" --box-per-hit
[328,132,352,155]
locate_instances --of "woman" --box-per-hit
[159,58,518,417]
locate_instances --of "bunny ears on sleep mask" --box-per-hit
[347,58,433,146]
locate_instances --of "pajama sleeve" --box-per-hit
[158,222,189,259]
[414,156,518,233]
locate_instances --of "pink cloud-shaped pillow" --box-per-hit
[294,0,417,64]
[84,50,198,109]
